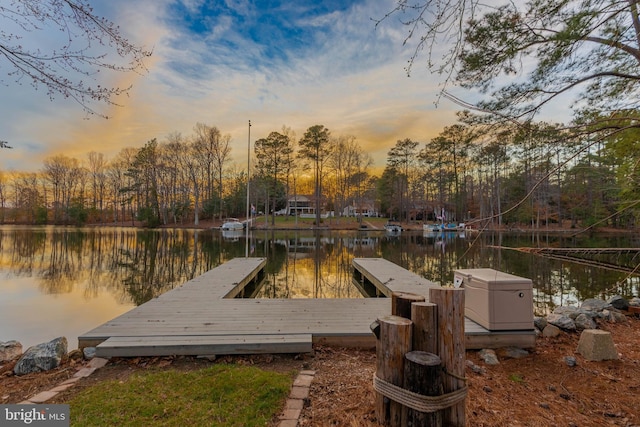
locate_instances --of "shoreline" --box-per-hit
[1,218,635,234]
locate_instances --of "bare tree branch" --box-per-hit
[0,0,152,118]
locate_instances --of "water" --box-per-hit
[0,226,638,349]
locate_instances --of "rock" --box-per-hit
[576,330,618,361]
[13,337,68,376]
[534,316,547,331]
[607,295,629,311]
[83,347,97,360]
[607,310,628,323]
[542,324,562,337]
[466,359,485,375]
[68,349,83,361]
[0,340,22,362]
[574,313,597,330]
[553,306,579,319]
[577,309,599,319]
[498,347,529,359]
[478,349,499,365]
[198,354,217,361]
[581,298,610,312]
[546,313,576,331]
[629,297,640,307]
[540,403,550,409]
[564,356,577,367]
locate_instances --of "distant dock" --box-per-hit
[78,257,535,357]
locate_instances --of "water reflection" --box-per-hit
[0,226,638,348]
[219,229,640,314]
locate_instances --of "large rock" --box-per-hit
[604,309,628,323]
[574,313,597,330]
[546,313,576,331]
[534,316,547,332]
[13,337,68,376]
[0,340,22,362]
[607,295,629,311]
[576,329,618,361]
[542,324,561,337]
[553,306,580,319]
[581,298,610,312]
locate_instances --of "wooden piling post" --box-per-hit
[411,302,438,354]
[403,351,443,426]
[429,287,466,427]
[391,292,425,319]
[374,315,413,426]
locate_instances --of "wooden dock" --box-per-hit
[78,257,535,358]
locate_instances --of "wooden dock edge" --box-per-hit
[352,257,439,298]
[352,258,392,297]
[220,257,267,298]
[85,330,535,356]
[95,334,313,358]
[312,334,376,349]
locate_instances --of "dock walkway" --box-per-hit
[79,257,535,357]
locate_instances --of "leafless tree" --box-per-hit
[87,151,107,222]
[0,0,151,117]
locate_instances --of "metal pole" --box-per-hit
[245,120,251,258]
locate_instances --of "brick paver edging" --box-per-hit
[278,370,316,427]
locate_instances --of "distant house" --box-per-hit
[287,195,333,218]
[287,195,315,216]
[343,200,378,218]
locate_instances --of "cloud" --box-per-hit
[0,0,460,173]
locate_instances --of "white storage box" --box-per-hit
[454,268,534,331]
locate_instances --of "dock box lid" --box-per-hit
[454,268,532,290]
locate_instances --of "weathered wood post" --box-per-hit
[403,351,443,426]
[371,315,413,427]
[391,291,425,319]
[411,301,438,354]
[429,287,466,427]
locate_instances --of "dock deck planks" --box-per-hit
[79,257,535,357]
[352,257,440,297]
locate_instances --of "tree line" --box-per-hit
[1,113,637,229]
[0,123,373,227]
[380,116,638,229]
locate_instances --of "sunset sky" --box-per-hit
[1,0,471,173]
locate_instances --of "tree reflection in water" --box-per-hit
[0,226,638,314]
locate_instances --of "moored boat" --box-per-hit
[221,218,244,230]
[384,221,403,234]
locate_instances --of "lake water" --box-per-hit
[1,225,638,349]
